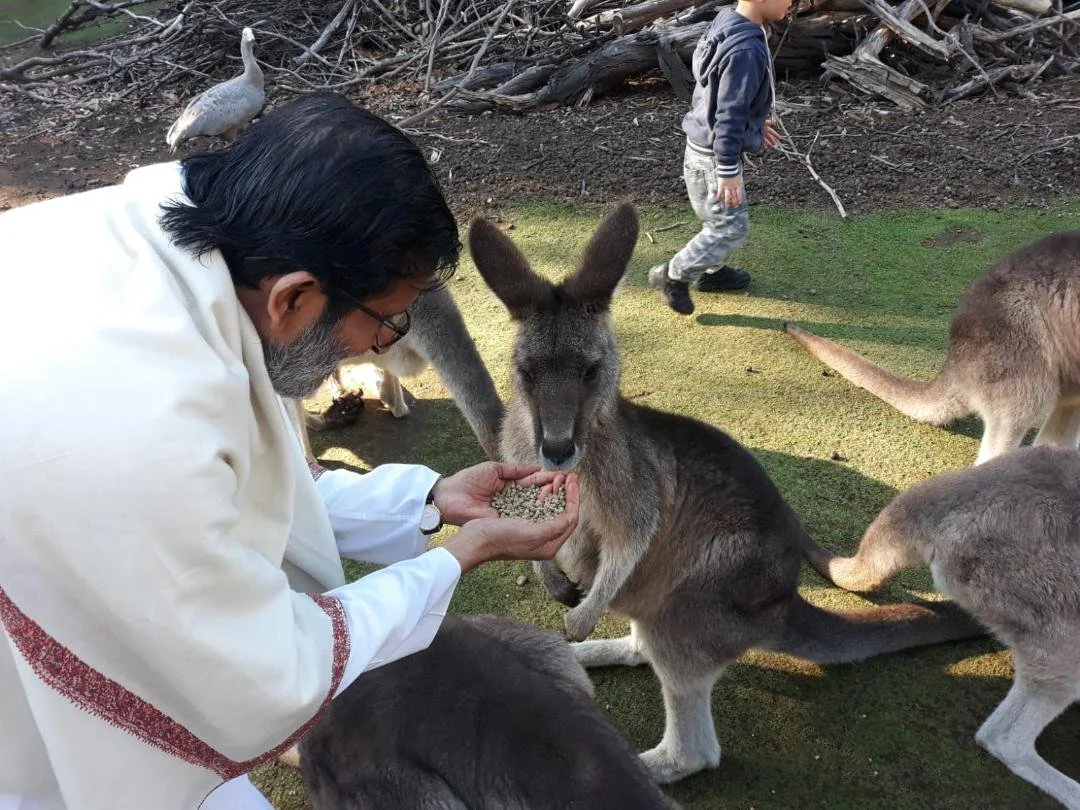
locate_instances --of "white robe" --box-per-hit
[0,163,461,809]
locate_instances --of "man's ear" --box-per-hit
[264,271,326,343]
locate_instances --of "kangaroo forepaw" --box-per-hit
[534,560,582,607]
[564,604,599,642]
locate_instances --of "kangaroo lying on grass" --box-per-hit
[786,231,1080,465]
[468,203,986,784]
[801,445,1080,809]
[288,285,504,459]
[298,614,677,809]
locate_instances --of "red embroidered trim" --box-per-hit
[0,585,351,780]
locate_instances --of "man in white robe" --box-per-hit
[0,92,579,810]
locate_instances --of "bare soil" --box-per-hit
[2,76,1079,217]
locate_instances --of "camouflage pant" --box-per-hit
[667,143,750,283]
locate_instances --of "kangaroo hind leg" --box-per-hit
[638,653,726,784]
[572,620,649,668]
[378,370,410,418]
[1034,402,1080,450]
[975,664,1080,810]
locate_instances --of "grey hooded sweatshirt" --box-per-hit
[681,9,774,178]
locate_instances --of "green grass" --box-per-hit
[252,198,1080,809]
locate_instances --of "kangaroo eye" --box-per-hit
[582,363,600,382]
[518,368,535,386]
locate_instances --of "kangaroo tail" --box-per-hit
[796,494,930,594]
[784,323,967,426]
[766,594,985,665]
[411,287,505,459]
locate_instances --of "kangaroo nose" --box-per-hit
[541,437,576,466]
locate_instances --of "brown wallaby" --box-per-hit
[288,285,504,459]
[468,203,986,784]
[297,614,678,809]
[801,445,1080,809]
[785,231,1080,465]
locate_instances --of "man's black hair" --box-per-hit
[159,91,459,303]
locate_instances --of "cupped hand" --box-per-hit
[440,475,580,573]
[432,461,571,526]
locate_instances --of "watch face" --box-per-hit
[421,503,442,533]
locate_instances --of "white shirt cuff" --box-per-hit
[315,464,441,564]
[327,546,461,696]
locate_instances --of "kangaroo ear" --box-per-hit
[469,218,552,319]
[563,202,639,309]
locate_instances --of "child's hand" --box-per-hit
[764,119,782,149]
[716,176,744,208]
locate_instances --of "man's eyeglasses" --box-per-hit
[332,285,411,354]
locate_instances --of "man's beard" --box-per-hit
[263,310,351,399]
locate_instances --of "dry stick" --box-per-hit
[251,27,341,70]
[44,0,169,45]
[370,0,422,43]
[0,32,45,51]
[945,60,1043,99]
[906,0,998,97]
[1017,133,1080,164]
[611,0,704,35]
[39,1,83,48]
[858,0,952,58]
[337,1,361,70]
[295,0,356,63]
[2,9,184,82]
[653,219,690,232]
[440,6,507,45]
[567,0,610,20]
[423,0,455,92]
[80,0,168,27]
[981,7,1080,42]
[777,124,848,217]
[398,0,519,128]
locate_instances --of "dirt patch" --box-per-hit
[922,227,986,248]
[2,76,1080,217]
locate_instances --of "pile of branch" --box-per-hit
[1,0,1077,114]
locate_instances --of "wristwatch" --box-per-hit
[420,488,443,535]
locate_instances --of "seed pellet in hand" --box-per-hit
[490,483,566,522]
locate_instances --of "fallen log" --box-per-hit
[943,59,1044,99]
[858,0,953,59]
[990,0,1052,14]
[612,0,705,34]
[823,0,933,107]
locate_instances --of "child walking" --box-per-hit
[649,0,792,315]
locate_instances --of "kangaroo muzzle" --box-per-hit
[540,434,579,470]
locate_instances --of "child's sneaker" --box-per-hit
[648,263,694,315]
[694,265,752,292]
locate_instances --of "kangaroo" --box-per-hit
[297,614,678,810]
[468,203,986,784]
[800,445,1080,809]
[785,231,1080,465]
[289,285,504,459]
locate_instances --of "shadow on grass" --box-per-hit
[310,392,490,473]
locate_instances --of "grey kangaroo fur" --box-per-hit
[289,285,503,459]
[785,231,1080,465]
[802,445,1080,809]
[298,614,678,810]
[468,203,986,784]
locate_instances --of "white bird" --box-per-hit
[165,27,265,151]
